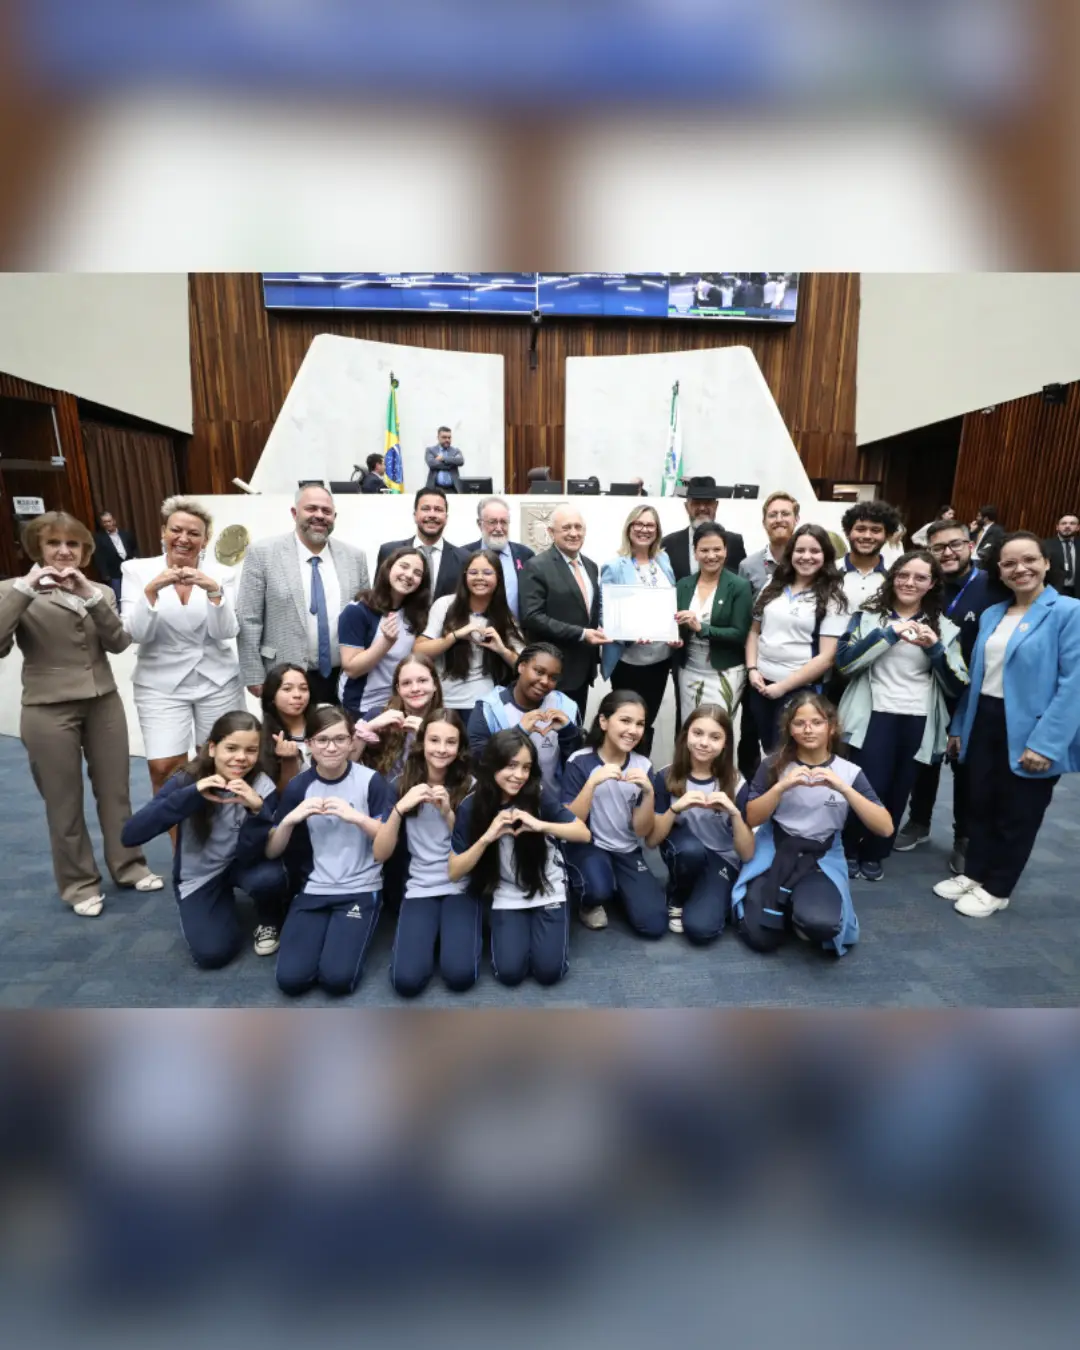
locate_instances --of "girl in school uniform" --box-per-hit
[450,728,590,987]
[376,709,480,998]
[260,663,313,793]
[338,548,430,718]
[733,692,893,957]
[121,710,290,964]
[648,704,755,942]
[268,705,398,997]
[361,654,445,786]
[836,550,968,881]
[560,690,669,938]
[414,550,523,712]
[467,642,582,794]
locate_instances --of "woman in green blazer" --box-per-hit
[674,524,754,720]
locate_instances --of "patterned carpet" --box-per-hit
[1,735,1077,1007]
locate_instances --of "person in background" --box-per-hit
[673,523,753,722]
[236,484,370,705]
[630,477,647,496]
[739,491,800,596]
[360,454,388,494]
[121,495,244,798]
[1045,511,1079,599]
[934,533,1080,919]
[0,512,163,916]
[972,505,1005,562]
[894,519,1006,872]
[93,509,137,603]
[519,506,606,721]
[599,504,676,757]
[912,504,955,547]
[377,487,468,601]
[744,523,848,758]
[836,550,968,882]
[464,495,535,620]
[260,663,313,793]
[661,475,746,581]
[839,500,900,611]
[468,642,582,794]
[338,548,430,718]
[424,425,464,493]
[415,549,522,712]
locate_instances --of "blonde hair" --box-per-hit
[160,495,213,541]
[21,512,95,567]
[617,504,662,559]
[762,491,799,520]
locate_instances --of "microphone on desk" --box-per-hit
[232,478,259,494]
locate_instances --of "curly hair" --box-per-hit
[753,523,847,622]
[840,499,902,539]
[862,549,945,635]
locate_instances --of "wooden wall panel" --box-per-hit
[954,382,1080,536]
[187,273,860,497]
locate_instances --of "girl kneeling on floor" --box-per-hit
[121,710,290,967]
[268,705,397,997]
[561,691,668,937]
[376,709,480,997]
[450,729,590,987]
[733,692,893,956]
[648,704,755,942]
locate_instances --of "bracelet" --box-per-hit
[206,589,223,601]
[747,666,758,673]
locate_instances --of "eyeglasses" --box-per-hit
[894,573,933,587]
[998,558,1042,573]
[928,541,970,556]
[311,734,351,749]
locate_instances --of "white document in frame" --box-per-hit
[601,583,678,642]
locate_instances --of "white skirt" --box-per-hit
[677,663,746,720]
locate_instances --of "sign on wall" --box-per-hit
[12,497,45,516]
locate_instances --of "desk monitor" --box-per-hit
[529,480,565,495]
[568,479,602,495]
[458,477,494,495]
[607,482,643,496]
[329,480,361,494]
[733,483,759,499]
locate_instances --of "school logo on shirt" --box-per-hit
[346,904,364,919]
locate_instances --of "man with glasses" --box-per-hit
[894,518,1006,871]
[465,495,534,619]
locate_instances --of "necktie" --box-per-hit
[309,556,332,678]
[570,556,590,613]
[496,546,519,616]
[1065,540,1075,586]
[419,543,435,584]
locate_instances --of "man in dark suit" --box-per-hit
[377,486,468,601]
[360,453,388,494]
[661,476,746,581]
[972,505,1005,563]
[1045,511,1079,598]
[519,506,606,719]
[464,495,535,620]
[93,510,138,602]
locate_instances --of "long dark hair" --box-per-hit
[863,549,945,635]
[766,692,841,787]
[466,729,552,902]
[356,547,431,635]
[439,549,522,683]
[178,710,264,844]
[981,530,1049,587]
[666,704,737,799]
[259,663,312,772]
[584,689,647,751]
[754,523,847,622]
[397,707,473,814]
[363,654,444,780]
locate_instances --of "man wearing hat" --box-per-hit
[661,476,747,581]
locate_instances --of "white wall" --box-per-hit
[250,334,505,494]
[0,273,192,432]
[565,345,815,501]
[857,273,1080,444]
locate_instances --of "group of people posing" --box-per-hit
[2,479,1078,999]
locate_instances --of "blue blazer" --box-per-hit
[599,552,677,680]
[951,587,1080,777]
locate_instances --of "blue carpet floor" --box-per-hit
[1,735,1078,1006]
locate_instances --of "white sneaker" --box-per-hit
[954,885,1009,919]
[933,874,977,901]
[580,905,609,930]
[73,894,105,917]
[253,925,281,956]
[668,905,684,934]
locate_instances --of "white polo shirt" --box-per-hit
[840,555,887,610]
[757,588,848,682]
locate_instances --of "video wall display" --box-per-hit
[263,272,799,323]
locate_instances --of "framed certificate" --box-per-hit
[601,583,678,642]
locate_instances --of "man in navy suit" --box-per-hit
[93,509,138,602]
[464,495,535,619]
[377,486,469,601]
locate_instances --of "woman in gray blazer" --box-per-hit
[0,512,162,916]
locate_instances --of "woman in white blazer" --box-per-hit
[121,496,245,794]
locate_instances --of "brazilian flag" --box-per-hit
[384,373,404,492]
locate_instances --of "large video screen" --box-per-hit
[262,272,799,323]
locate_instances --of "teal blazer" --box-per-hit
[674,569,753,672]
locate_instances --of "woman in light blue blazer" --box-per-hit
[934,532,1080,919]
[600,505,676,757]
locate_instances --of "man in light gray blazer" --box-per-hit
[236,485,369,704]
[424,425,464,492]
